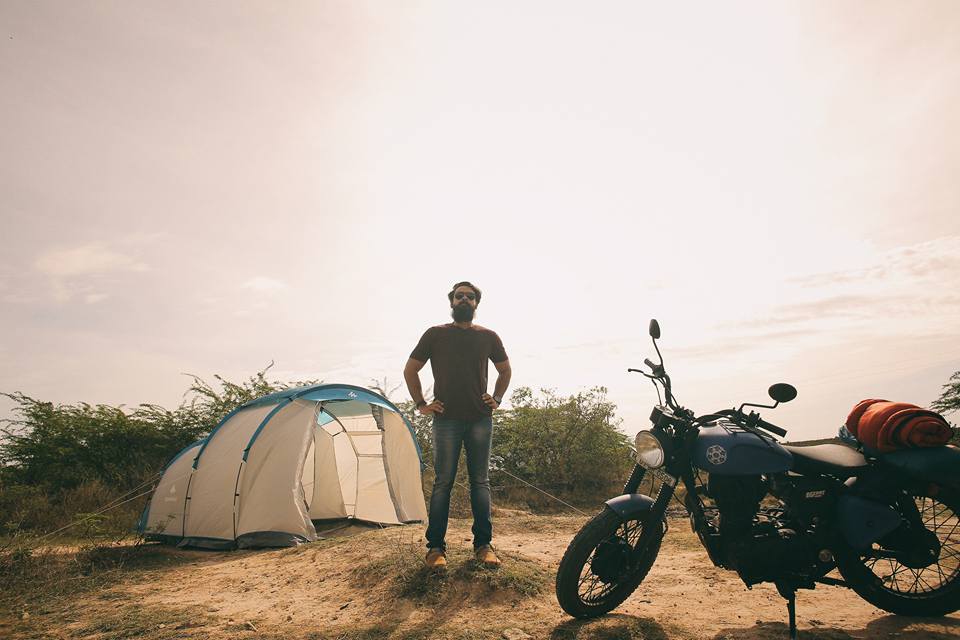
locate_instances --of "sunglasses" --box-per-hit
[454,292,476,301]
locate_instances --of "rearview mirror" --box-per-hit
[649,319,661,340]
[768,383,797,404]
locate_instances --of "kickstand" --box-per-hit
[785,591,797,640]
[776,582,798,640]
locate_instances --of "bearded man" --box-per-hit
[403,281,512,569]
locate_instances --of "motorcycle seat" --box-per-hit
[782,443,869,478]
[875,445,960,491]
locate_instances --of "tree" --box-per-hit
[931,371,960,444]
[368,377,402,401]
[932,371,960,416]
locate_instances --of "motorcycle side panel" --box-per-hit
[605,493,655,521]
[837,494,901,550]
[694,426,793,475]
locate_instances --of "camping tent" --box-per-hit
[138,384,427,549]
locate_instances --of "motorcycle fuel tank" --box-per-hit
[694,425,793,475]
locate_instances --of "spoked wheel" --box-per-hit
[836,487,960,616]
[555,506,664,618]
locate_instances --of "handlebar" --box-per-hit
[628,358,663,377]
[710,409,788,438]
[755,417,788,438]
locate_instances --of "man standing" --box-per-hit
[404,281,512,569]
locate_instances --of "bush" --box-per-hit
[398,386,635,513]
[1,374,634,535]
[0,483,53,534]
[493,386,634,497]
[0,367,317,535]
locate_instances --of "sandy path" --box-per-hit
[493,514,960,639]
[20,513,960,639]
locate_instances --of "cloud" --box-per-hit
[732,294,923,330]
[2,293,42,304]
[228,277,292,317]
[241,276,289,293]
[670,328,823,360]
[727,236,960,336]
[32,243,148,303]
[118,231,169,246]
[34,244,146,277]
[729,292,960,338]
[791,235,960,288]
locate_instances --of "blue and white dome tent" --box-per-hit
[139,384,426,549]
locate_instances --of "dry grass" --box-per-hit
[71,604,215,640]
[0,539,197,623]
[7,598,216,640]
[549,615,694,640]
[494,511,590,535]
[351,544,551,604]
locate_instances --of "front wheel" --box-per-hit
[555,506,664,618]
[836,487,960,616]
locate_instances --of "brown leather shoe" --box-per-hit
[474,544,501,568]
[425,548,447,569]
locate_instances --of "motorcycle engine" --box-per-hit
[708,474,807,585]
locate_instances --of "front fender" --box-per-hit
[605,493,656,521]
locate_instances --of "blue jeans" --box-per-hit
[425,415,493,550]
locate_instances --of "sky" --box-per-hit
[2,1,959,442]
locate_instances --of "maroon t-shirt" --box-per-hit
[410,323,508,421]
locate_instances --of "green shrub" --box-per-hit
[0,367,317,535]
[399,386,635,514]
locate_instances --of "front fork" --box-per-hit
[614,463,674,555]
[616,464,716,566]
[623,463,646,494]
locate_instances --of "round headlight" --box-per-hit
[634,430,665,468]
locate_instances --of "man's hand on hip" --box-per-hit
[482,394,501,410]
[418,401,445,416]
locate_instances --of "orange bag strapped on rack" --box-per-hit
[845,399,954,453]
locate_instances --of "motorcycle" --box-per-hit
[555,319,960,639]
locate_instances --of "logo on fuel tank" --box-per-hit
[706,444,727,465]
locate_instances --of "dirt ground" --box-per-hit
[5,511,960,640]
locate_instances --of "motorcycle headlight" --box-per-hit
[634,430,665,469]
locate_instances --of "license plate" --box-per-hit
[635,455,677,487]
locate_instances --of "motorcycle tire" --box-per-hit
[835,486,960,617]
[555,505,664,619]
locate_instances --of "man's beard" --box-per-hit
[451,303,475,322]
